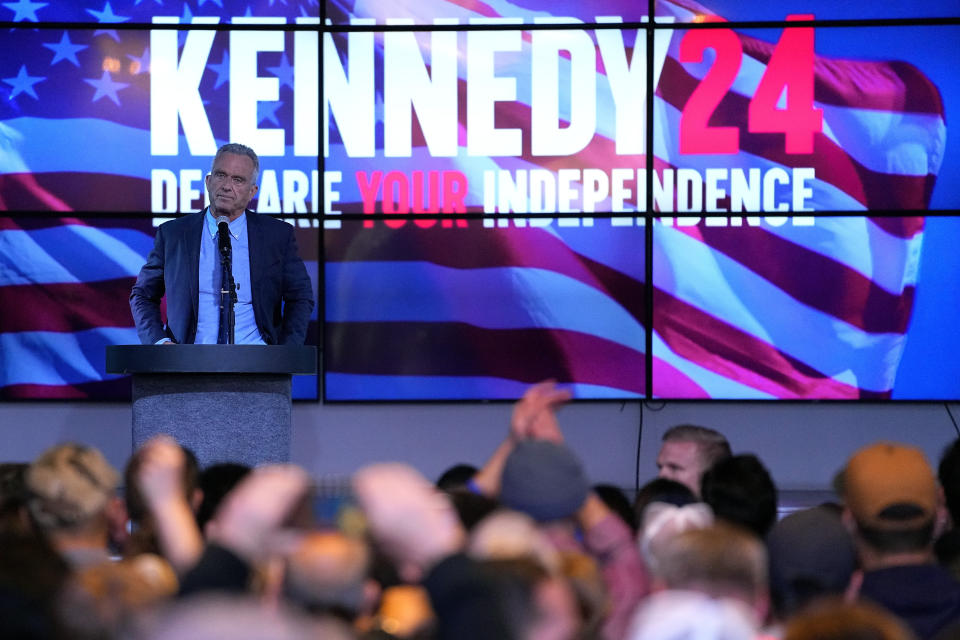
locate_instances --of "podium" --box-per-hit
[106,345,316,467]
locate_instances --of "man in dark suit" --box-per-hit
[130,143,314,345]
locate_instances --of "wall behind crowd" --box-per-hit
[1,402,956,502]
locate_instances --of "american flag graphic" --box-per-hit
[0,216,155,398]
[325,221,647,400]
[0,215,319,399]
[323,0,949,399]
[0,1,321,399]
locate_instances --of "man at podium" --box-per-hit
[130,143,314,346]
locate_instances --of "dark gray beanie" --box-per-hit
[766,505,856,617]
[499,440,590,522]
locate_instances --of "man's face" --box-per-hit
[656,440,706,496]
[205,152,259,220]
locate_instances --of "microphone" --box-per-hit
[216,215,231,256]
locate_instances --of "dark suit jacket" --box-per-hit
[130,210,314,345]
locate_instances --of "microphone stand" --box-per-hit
[217,219,237,344]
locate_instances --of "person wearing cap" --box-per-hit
[765,506,857,634]
[25,443,126,568]
[469,381,649,640]
[841,441,960,639]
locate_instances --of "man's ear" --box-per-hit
[250,183,259,198]
[936,486,950,537]
[841,506,856,534]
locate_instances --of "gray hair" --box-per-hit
[654,523,768,603]
[211,143,260,184]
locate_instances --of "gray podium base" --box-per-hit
[132,373,291,468]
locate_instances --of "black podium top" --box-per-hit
[106,345,317,375]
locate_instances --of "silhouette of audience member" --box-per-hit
[195,462,251,535]
[0,462,32,536]
[446,490,499,532]
[766,506,857,630]
[594,484,638,534]
[0,530,70,639]
[701,454,778,538]
[841,441,960,639]
[655,425,731,497]
[936,438,960,579]
[179,464,310,596]
[436,464,479,492]
[633,477,697,526]
[652,523,770,626]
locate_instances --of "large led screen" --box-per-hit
[0,1,317,22]
[4,0,960,403]
[324,219,646,400]
[651,215,960,400]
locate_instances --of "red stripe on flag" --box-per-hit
[1,378,131,400]
[651,355,711,398]
[0,278,136,333]
[326,224,646,324]
[326,322,646,394]
[0,174,72,212]
[653,287,883,398]
[0,173,153,213]
[673,224,916,334]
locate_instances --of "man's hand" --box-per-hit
[473,381,572,498]
[137,435,187,509]
[510,380,571,443]
[206,464,309,563]
[134,435,204,573]
[353,463,465,582]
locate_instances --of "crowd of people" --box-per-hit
[2,381,960,639]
